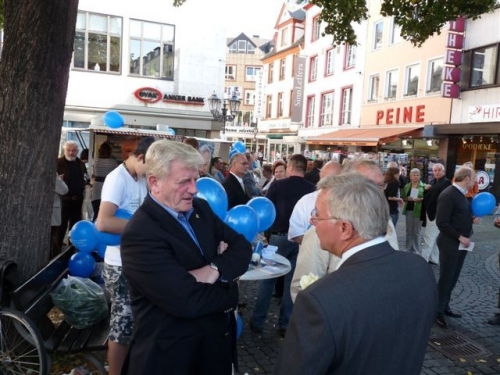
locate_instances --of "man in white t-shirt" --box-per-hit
[288,161,342,245]
[96,137,155,375]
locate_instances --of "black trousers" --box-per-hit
[436,233,468,316]
[58,197,83,247]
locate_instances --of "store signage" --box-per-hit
[468,104,500,122]
[254,67,266,119]
[134,87,205,105]
[461,143,493,151]
[442,18,465,99]
[291,55,306,123]
[476,171,490,190]
[375,105,425,125]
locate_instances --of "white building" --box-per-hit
[64,0,227,146]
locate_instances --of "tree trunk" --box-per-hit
[0,1,79,281]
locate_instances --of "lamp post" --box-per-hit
[208,91,241,137]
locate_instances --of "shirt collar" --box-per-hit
[149,192,194,220]
[230,172,244,185]
[335,237,386,271]
[452,183,467,195]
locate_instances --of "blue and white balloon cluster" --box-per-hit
[195,177,276,243]
[68,209,132,278]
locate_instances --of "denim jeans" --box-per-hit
[251,234,298,329]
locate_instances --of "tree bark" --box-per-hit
[0,1,79,281]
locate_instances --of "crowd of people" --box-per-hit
[50,138,500,374]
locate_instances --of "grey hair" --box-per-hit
[341,159,380,174]
[229,153,246,167]
[410,168,420,174]
[432,163,445,171]
[146,140,204,181]
[64,140,78,149]
[454,166,473,182]
[318,174,389,240]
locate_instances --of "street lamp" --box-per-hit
[208,91,241,135]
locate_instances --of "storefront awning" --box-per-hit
[306,127,423,146]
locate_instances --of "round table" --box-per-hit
[239,253,291,281]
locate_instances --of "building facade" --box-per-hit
[223,33,272,153]
[64,0,227,147]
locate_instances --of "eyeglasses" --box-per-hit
[310,208,356,231]
[310,208,341,226]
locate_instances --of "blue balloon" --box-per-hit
[70,220,98,253]
[232,141,246,153]
[97,231,121,246]
[224,205,259,243]
[472,192,496,217]
[236,313,243,339]
[247,197,276,232]
[115,208,132,220]
[95,242,107,259]
[228,149,240,161]
[167,128,176,135]
[68,252,96,278]
[196,177,228,220]
[103,110,124,129]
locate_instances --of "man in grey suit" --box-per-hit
[275,173,437,375]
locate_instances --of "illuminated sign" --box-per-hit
[134,87,205,105]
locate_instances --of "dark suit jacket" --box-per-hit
[304,168,321,185]
[222,173,250,209]
[436,185,473,240]
[121,196,252,375]
[421,176,451,221]
[274,242,437,375]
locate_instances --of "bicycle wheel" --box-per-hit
[0,308,48,375]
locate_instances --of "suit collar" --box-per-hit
[142,195,208,259]
[340,241,394,269]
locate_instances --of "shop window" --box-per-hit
[129,19,175,80]
[73,12,122,73]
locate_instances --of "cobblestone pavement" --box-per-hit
[235,213,500,375]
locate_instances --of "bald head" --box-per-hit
[320,161,342,179]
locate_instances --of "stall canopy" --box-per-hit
[306,127,423,146]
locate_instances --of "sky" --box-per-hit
[218,0,285,39]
